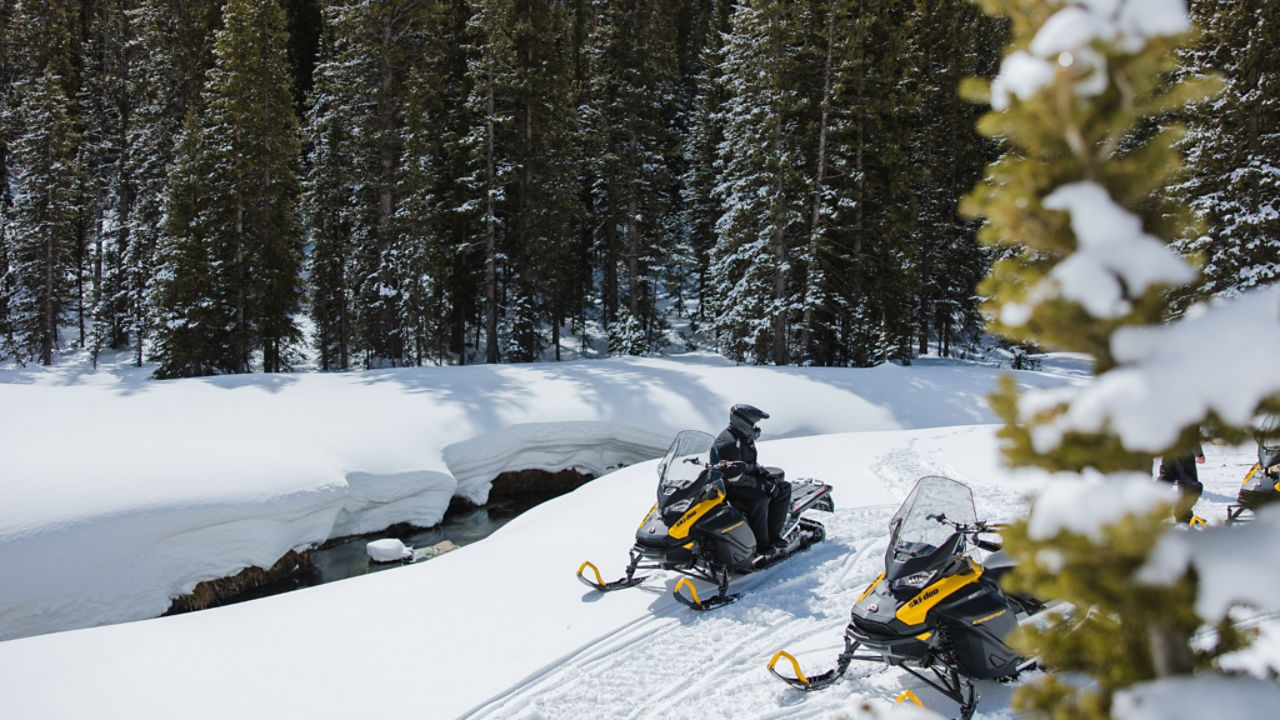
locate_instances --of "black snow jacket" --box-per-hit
[713,426,759,486]
[1158,444,1204,490]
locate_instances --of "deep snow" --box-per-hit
[0,351,1081,642]
[0,352,1275,720]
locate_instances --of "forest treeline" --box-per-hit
[0,0,1274,376]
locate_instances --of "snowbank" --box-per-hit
[0,355,1065,641]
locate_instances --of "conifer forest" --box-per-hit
[0,0,1275,377]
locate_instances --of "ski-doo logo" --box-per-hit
[908,586,941,608]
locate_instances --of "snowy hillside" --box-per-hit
[0,354,1275,720]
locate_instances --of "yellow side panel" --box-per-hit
[1242,463,1259,486]
[638,503,657,529]
[895,558,983,626]
[857,572,885,604]
[669,491,725,540]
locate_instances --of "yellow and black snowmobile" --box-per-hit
[577,429,833,611]
[1227,442,1280,524]
[768,476,1052,719]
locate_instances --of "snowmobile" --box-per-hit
[577,429,833,611]
[767,475,1052,720]
[1226,442,1280,524]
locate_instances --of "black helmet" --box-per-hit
[729,403,769,439]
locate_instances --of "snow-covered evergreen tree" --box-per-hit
[462,0,520,364]
[79,0,135,364]
[1175,0,1280,299]
[963,1,1273,716]
[125,0,222,367]
[153,0,304,377]
[583,0,682,354]
[4,66,85,365]
[710,0,807,365]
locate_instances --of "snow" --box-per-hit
[1025,470,1170,541]
[1042,181,1197,319]
[1138,504,1280,621]
[989,0,1190,110]
[1020,284,1280,453]
[0,352,1274,719]
[1113,674,1280,720]
[365,538,412,563]
[989,51,1056,111]
[4,353,1025,642]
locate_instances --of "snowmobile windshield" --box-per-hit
[657,430,715,493]
[888,476,977,558]
[1260,445,1280,467]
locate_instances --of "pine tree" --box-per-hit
[1175,0,1280,299]
[126,0,223,367]
[900,0,1002,360]
[79,0,135,364]
[153,0,304,377]
[303,0,371,371]
[710,0,807,365]
[462,0,520,364]
[4,65,86,365]
[0,0,13,356]
[961,1,1254,716]
[678,1,732,330]
[504,0,580,362]
[395,0,471,365]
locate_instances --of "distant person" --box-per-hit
[713,404,792,559]
[1157,441,1205,524]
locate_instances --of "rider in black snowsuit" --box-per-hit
[714,404,791,558]
[1157,441,1205,523]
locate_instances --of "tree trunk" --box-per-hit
[484,73,499,365]
[769,14,788,366]
[802,0,837,363]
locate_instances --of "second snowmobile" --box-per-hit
[1227,441,1280,524]
[767,475,1055,719]
[577,429,833,610]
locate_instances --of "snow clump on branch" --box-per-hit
[990,0,1190,110]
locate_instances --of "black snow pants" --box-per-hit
[1158,453,1203,523]
[726,475,792,550]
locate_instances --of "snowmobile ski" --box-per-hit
[576,560,646,592]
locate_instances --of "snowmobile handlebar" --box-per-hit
[926,513,1005,551]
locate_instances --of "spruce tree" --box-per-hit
[1175,0,1280,299]
[153,0,304,377]
[303,0,369,371]
[583,0,681,357]
[679,0,732,331]
[126,0,223,367]
[4,66,85,365]
[462,0,520,364]
[710,0,806,365]
[80,0,135,364]
[962,1,1263,716]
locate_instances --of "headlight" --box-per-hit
[669,499,692,514]
[893,571,935,591]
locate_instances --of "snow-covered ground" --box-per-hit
[0,352,1274,719]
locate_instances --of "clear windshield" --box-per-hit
[889,476,977,556]
[657,430,715,491]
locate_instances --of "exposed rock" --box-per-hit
[164,549,312,614]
